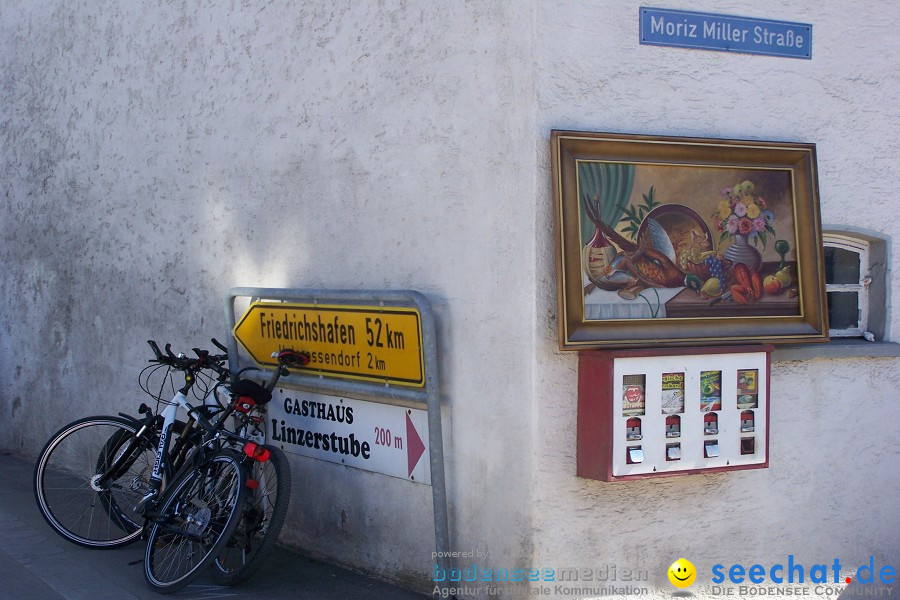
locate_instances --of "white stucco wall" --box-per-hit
[2,1,897,598]
[532,2,899,599]
[1,1,535,589]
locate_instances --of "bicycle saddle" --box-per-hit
[231,379,273,405]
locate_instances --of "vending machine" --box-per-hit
[577,346,771,481]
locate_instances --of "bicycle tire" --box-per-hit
[95,418,196,535]
[213,444,291,585]
[34,416,155,548]
[143,449,248,593]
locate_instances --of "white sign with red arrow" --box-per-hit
[267,387,431,485]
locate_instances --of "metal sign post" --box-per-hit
[225,287,452,583]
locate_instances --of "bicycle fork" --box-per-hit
[136,390,195,515]
[90,417,154,492]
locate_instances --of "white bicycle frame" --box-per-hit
[149,391,197,486]
[141,355,278,515]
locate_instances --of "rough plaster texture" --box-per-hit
[1,0,535,590]
[1,1,898,598]
[532,2,899,599]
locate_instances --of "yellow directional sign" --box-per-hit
[233,302,425,387]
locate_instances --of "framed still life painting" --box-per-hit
[551,130,828,350]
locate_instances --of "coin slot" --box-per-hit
[704,412,719,435]
[626,417,643,441]
[740,410,755,433]
[665,414,681,438]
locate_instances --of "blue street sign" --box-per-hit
[640,7,812,59]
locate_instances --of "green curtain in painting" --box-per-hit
[578,162,635,244]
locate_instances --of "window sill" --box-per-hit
[772,339,900,361]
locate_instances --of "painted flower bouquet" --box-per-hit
[712,181,776,247]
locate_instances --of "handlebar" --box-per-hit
[211,337,228,353]
[143,341,313,445]
[146,340,228,374]
[147,340,310,392]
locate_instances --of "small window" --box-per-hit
[822,234,870,337]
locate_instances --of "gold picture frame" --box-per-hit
[551,130,828,350]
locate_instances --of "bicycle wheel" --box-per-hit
[94,418,196,533]
[213,444,291,585]
[34,415,155,548]
[144,449,248,593]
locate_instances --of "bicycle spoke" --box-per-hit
[34,418,153,548]
[144,450,246,593]
[213,445,291,585]
[35,339,292,592]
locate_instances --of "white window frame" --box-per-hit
[822,233,870,338]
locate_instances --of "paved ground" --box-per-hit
[6,448,891,600]
[0,452,429,600]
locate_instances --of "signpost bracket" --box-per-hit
[225,287,453,585]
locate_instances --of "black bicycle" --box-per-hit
[33,339,307,591]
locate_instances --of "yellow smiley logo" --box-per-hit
[668,558,696,588]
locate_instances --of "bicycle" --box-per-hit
[33,339,307,591]
[207,346,308,586]
[34,341,227,548]
[36,341,252,592]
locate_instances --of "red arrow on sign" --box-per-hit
[406,413,426,477]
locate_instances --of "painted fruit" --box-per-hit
[701,277,722,297]
[763,275,783,295]
[775,266,792,287]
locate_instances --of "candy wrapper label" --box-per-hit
[661,372,685,414]
[737,369,759,408]
[700,370,722,411]
[622,374,646,416]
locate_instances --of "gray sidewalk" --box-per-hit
[0,452,429,600]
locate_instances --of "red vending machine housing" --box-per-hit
[577,345,771,481]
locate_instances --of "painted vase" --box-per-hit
[582,226,616,283]
[723,234,762,272]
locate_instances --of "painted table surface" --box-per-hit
[583,262,798,320]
